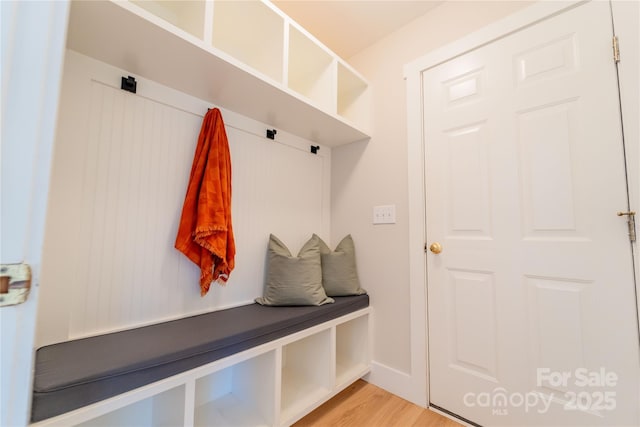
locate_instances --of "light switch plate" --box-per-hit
[373,205,396,224]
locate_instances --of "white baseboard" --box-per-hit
[364,361,427,408]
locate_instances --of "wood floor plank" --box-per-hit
[294,381,390,427]
[368,394,424,427]
[411,409,466,427]
[293,380,464,427]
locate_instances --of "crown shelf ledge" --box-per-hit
[66,0,371,147]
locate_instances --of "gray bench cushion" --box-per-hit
[31,295,369,422]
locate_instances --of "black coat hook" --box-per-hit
[310,145,320,154]
[266,129,277,140]
[121,76,137,94]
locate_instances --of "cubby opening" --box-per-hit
[194,351,276,427]
[338,62,371,128]
[287,26,335,112]
[280,329,333,424]
[75,386,185,427]
[211,0,285,83]
[337,62,370,128]
[336,315,370,387]
[131,1,205,40]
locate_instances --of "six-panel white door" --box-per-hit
[423,1,639,425]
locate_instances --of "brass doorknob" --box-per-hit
[429,242,442,254]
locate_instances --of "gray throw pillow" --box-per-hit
[314,234,366,296]
[255,234,334,306]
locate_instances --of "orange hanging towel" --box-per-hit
[175,108,235,296]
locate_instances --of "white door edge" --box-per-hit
[0,1,70,426]
[610,0,640,334]
[405,0,639,408]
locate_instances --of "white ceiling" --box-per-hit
[272,1,444,59]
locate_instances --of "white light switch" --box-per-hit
[373,205,396,224]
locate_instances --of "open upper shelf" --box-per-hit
[287,26,335,112]
[66,0,371,146]
[211,0,284,83]
[131,1,205,40]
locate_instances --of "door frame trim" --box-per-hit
[610,0,640,335]
[404,0,639,408]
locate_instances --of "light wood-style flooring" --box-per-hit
[294,380,464,427]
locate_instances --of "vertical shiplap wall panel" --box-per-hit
[65,84,206,337]
[38,51,328,344]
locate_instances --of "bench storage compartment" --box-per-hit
[32,295,370,426]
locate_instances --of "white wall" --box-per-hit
[331,1,532,403]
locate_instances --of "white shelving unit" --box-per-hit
[32,309,371,427]
[65,0,370,146]
[37,2,373,424]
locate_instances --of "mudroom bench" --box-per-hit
[31,295,370,426]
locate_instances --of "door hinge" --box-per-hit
[617,211,636,243]
[613,36,620,64]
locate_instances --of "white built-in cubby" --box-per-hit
[75,386,186,427]
[32,310,371,427]
[337,62,370,128]
[194,350,277,427]
[287,26,335,112]
[66,0,370,146]
[281,329,333,424]
[131,0,205,40]
[336,314,370,388]
[211,0,284,83]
